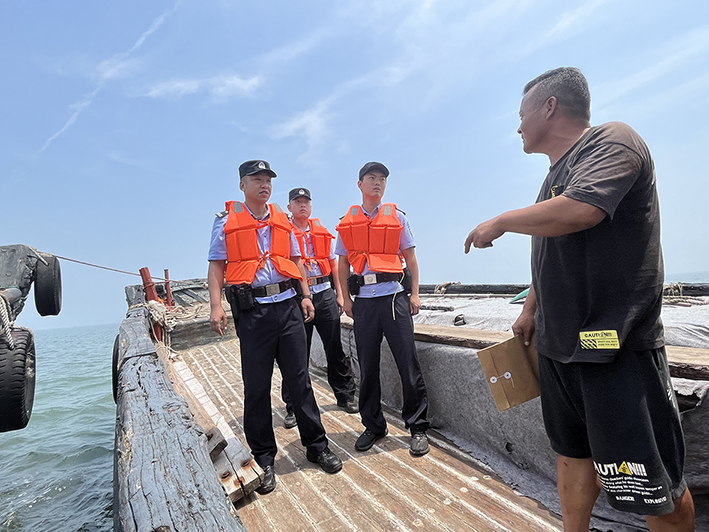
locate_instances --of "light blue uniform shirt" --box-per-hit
[334,203,415,299]
[208,203,301,304]
[292,220,337,295]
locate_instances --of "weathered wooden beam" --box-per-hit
[114,305,246,532]
[665,346,709,381]
[158,343,263,501]
[341,317,709,381]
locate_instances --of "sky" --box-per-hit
[2,0,708,331]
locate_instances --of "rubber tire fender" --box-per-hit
[112,334,119,404]
[34,254,62,316]
[0,327,36,433]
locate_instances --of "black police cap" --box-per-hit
[358,162,389,179]
[288,188,312,201]
[239,160,277,179]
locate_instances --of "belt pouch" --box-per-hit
[402,267,413,294]
[347,275,360,296]
[225,286,240,319]
[236,285,255,310]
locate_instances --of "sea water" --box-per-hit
[0,323,117,532]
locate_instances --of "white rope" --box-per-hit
[0,295,15,350]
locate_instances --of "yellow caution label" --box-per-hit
[579,330,620,350]
[618,462,632,475]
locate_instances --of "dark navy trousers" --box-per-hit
[281,288,356,413]
[352,291,429,434]
[231,297,328,468]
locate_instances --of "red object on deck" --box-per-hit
[164,269,175,307]
[139,267,162,341]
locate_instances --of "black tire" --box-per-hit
[112,334,119,404]
[0,328,36,433]
[34,254,62,316]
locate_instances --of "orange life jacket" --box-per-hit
[335,203,404,275]
[291,218,334,276]
[223,201,302,285]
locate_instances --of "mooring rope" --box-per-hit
[0,295,16,350]
[45,253,172,282]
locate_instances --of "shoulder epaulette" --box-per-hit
[396,208,407,216]
[215,210,228,218]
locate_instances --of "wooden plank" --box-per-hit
[341,316,511,349]
[114,311,246,532]
[155,343,263,500]
[412,323,513,349]
[179,335,565,532]
[342,317,709,380]
[666,345,709,380]
[311,386,561,532]
[157,346,219,434]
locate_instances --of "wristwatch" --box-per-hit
[302,294,312,299]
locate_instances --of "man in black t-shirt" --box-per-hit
[465,68,694,530]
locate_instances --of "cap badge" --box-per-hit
[299,189,305,195]
[258,161,266,169]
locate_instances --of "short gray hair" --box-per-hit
[524,67,590,121]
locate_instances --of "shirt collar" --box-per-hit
[290,218,310,232]
[361,202,383,217]
[243,202,270,221]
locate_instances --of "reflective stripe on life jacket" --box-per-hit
[291,218,334,276]
[335,203,403,275]
[223,201,302,284]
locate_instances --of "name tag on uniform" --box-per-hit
[579,330,620,349]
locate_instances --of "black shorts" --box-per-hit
[539,347,687,516]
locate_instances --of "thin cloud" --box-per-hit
[544,0,612,41]
[38,86,101,153]
[146,75,263,102]
[272,100,332,165]
[37,1,180,155]
[593,25,709,111]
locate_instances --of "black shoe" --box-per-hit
[283,411,297,429]
[306,447,342,474]
[354,428,388,452]
[336,399,359,414]
[256,465,276,494]
[410,431,429,456]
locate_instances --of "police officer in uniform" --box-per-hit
[208,160,342,495]
[335,162,430,456]
[281,187,358,429]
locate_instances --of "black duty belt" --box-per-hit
[250,279,297,298]
[307,274,332,286]
[352,272,403,286]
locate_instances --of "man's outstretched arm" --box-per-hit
[464,196,606,251]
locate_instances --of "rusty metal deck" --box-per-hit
[178,338,564,532]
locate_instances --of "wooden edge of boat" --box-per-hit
[113,303,248,532]
[155,343,264,500]
[338,316,709,381]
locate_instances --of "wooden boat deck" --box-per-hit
[177,337,564,532]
